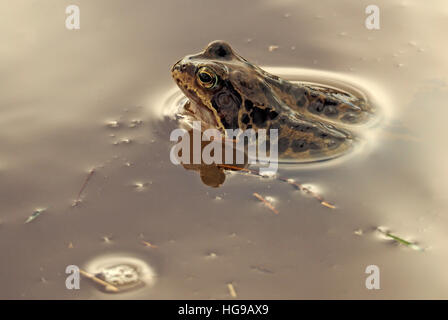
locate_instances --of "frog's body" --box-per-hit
[171,41,374,162]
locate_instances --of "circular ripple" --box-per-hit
[84,254,156,293]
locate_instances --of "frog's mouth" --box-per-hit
[178,99,222,131]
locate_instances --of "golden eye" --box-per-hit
[197,67,218,89]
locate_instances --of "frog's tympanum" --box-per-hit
[171,40,374,163]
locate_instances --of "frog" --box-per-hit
[171,40,375,162]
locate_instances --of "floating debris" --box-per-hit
[377,227,424,251]
[280,178,335,209]
[25,208,47,224]
[75,168,95,204]
[106,120,120,128]
[102,236,113,244]
[141,240,158,249]
[83,255,156,293]
[216,164,335,209]
[129,119,143,128]
[251,265,274,274]
[353,229,363,236]
[119,138,132,144]
[253,192,279,215]
[79,269,119,293]
[205,252,217,260]
[268,45,279,52]
[68,242,74,249]
[132,182,150,192]
[227,283,237,298]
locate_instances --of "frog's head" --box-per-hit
[171,41,275,132]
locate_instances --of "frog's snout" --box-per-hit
[171,59,182,73]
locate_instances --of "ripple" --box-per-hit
[154,66,391,168]
[83,254,156,293]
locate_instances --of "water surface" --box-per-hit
[1,0,448,299]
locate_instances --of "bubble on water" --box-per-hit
[395,63,404,68]
[290,46,296,50]
[353,229,363,236]
[246,38,253,43]
[284,13,291,18]
[338,32,347,37]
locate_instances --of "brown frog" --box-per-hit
[171,41,374,162]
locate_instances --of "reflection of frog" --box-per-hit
[176,128,248,188]
[171,41,375,162]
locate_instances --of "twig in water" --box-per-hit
[25,208,47,224]
[141,240,158,249]
[253,192,279,215]
[74,169,95,204]
[227,283,237,298]
[217,164,335,209]
[79,269,119,293]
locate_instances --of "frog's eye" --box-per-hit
[197,67,218,89]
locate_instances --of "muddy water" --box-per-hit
[1,0,447,299]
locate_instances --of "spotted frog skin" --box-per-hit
[171,41,374,162]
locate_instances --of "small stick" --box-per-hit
[141,240,158,249]
[279,177,336,209]
[76,169,95,201]
[253,192,279,215]
[217,164,335,209]
[79,269,119,292]
[227,283,237,298]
